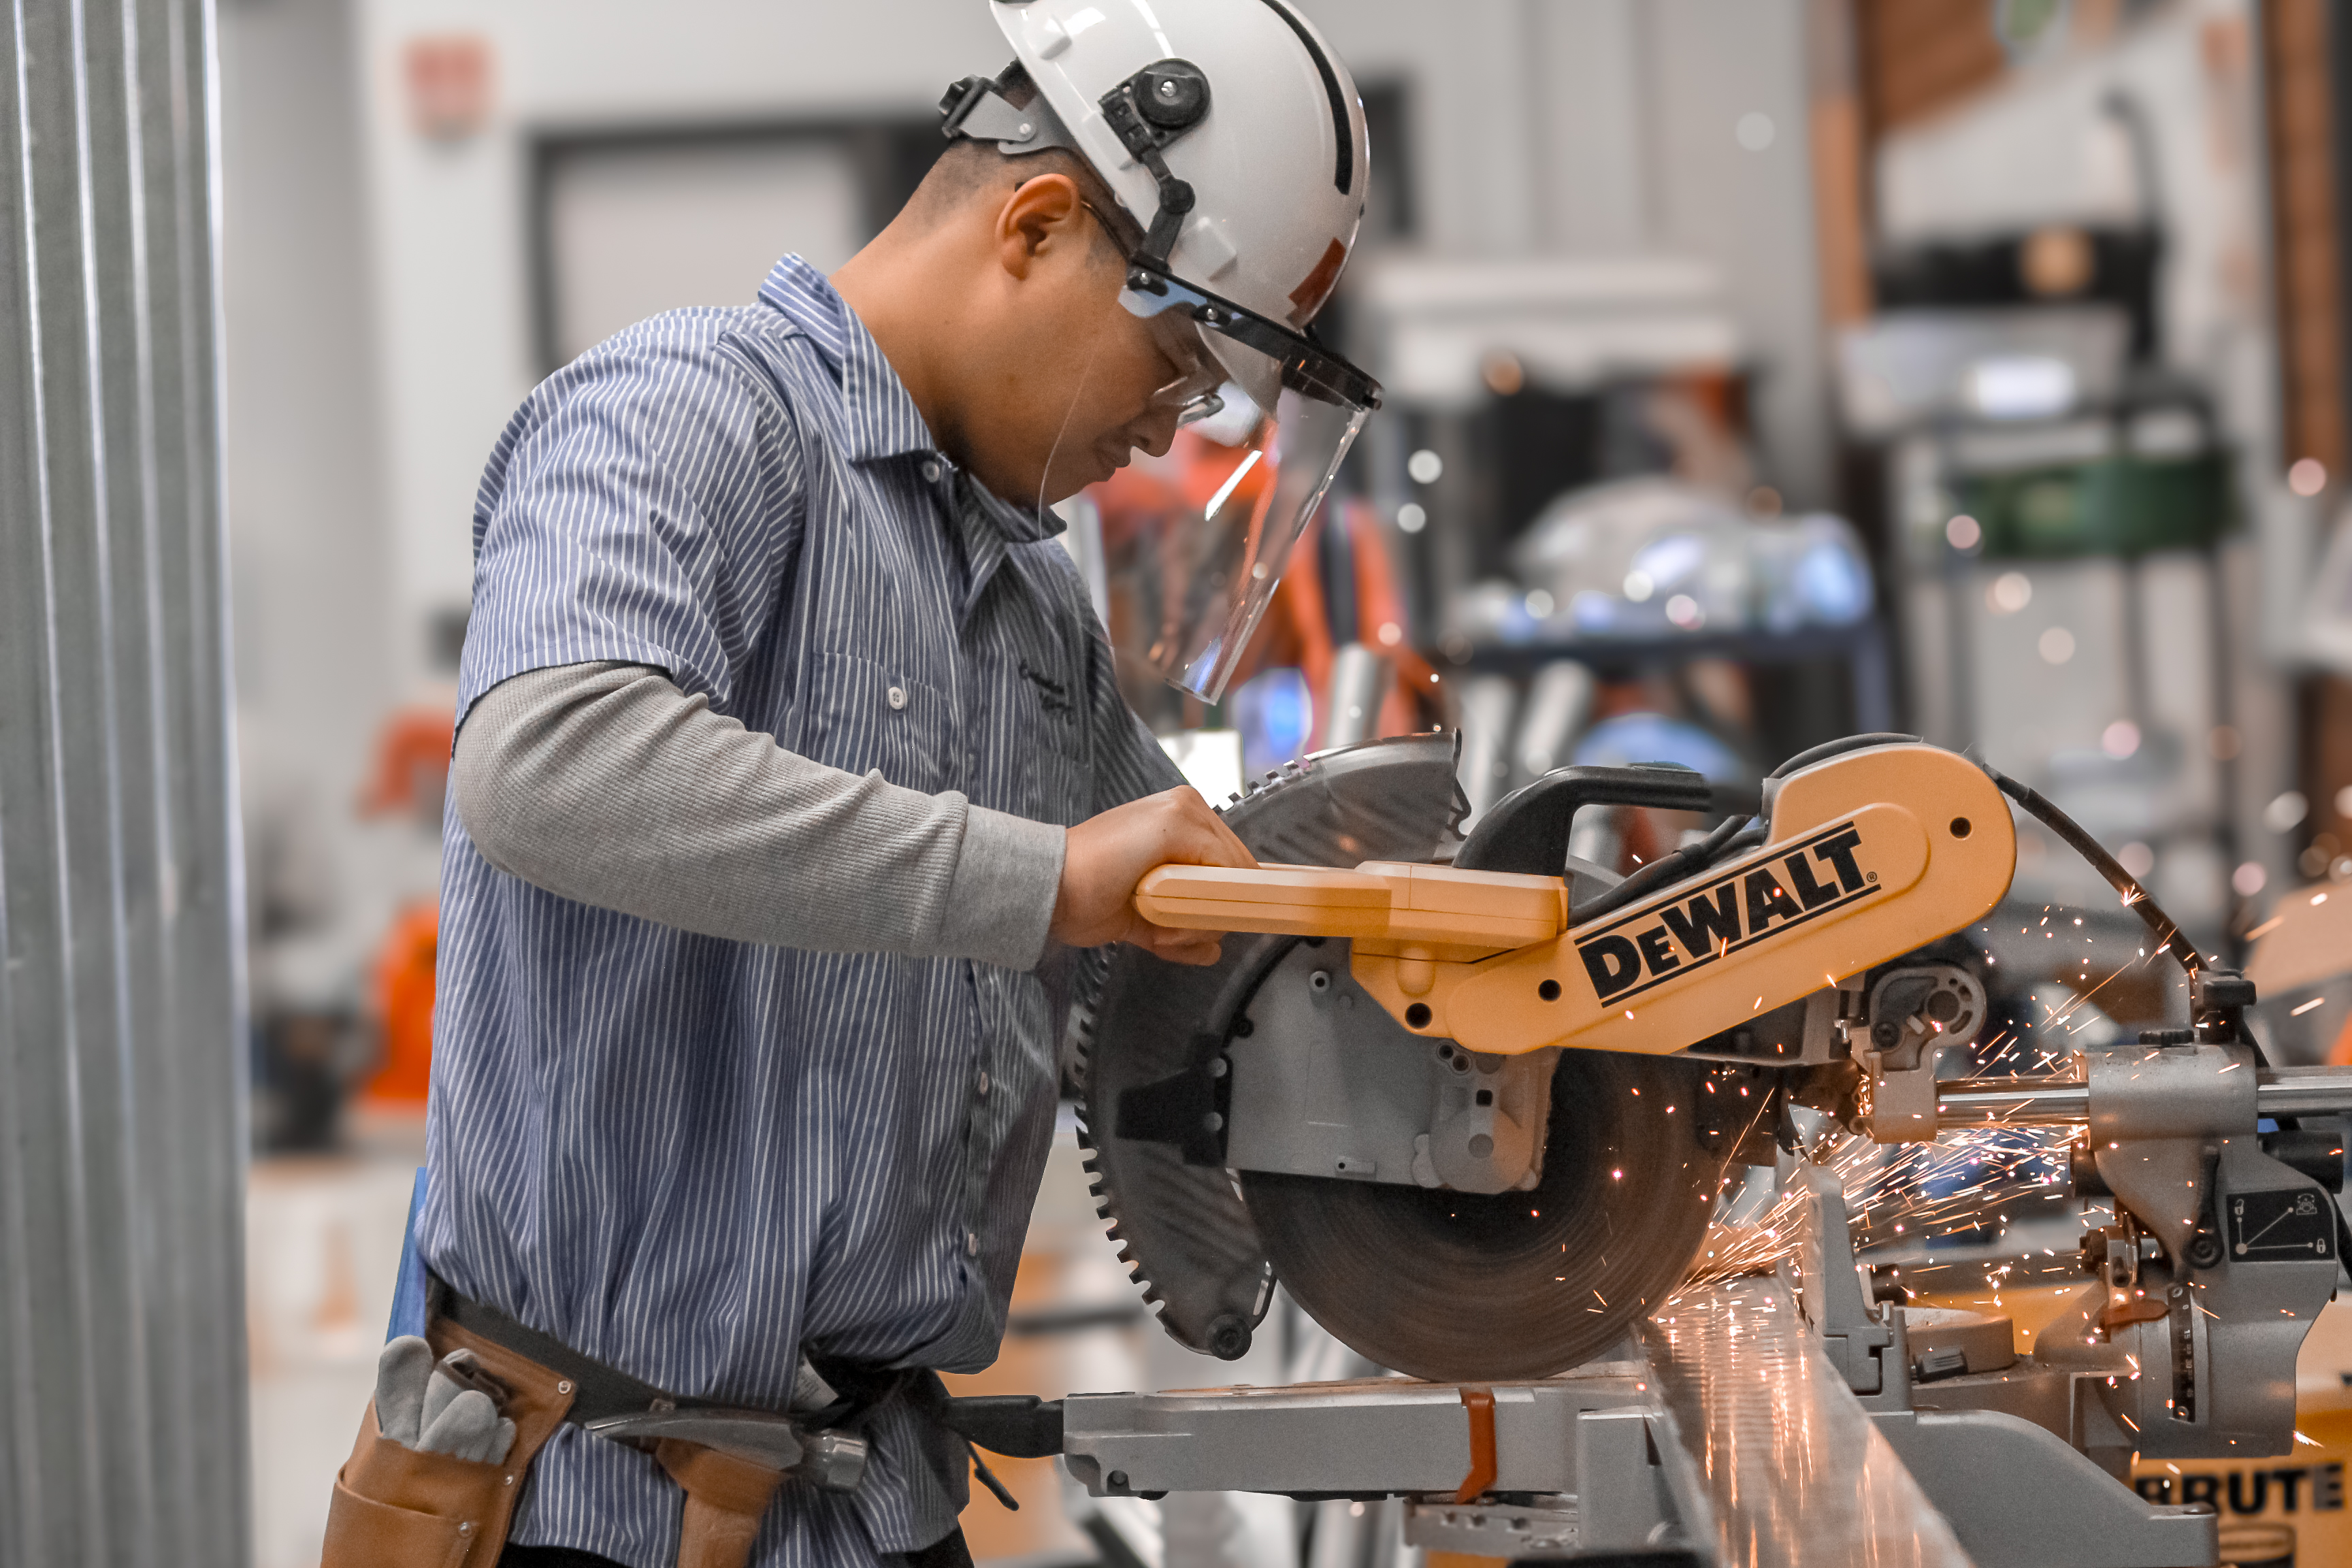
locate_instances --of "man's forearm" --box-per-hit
[451,662,1065,967]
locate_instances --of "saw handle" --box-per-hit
[1456,764,1761,877]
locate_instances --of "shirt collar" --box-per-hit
[757,252,1064,546]
[758,254,934,465]
[956,470,1065,547]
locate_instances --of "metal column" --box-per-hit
[0,1,246,1565]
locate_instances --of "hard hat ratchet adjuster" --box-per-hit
[1098,60,1211,273]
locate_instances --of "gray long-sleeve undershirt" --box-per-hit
[451,661,1067,970]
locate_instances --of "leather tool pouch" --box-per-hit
[653,1440,788,1568]
[318,1320,575,1567]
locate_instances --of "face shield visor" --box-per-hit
[1100,263,1380,703]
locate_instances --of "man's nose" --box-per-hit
[1134,409,1181,460]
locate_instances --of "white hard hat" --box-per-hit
[941,0,1385,700]
[996,0,1367,331]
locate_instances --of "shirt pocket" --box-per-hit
[811,651,951,795]
[1013,654,1092,826]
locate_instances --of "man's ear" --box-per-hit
[995,172,1087,280]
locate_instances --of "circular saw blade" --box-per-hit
[1083,730,1731,1380]
[1241,1047,1719,1381]
[1075,733,1470,1360]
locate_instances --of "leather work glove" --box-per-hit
[375,1337,518,1464]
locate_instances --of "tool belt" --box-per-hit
[322,1275,878,1568]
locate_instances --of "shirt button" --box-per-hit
[920,459,943,485]
[887,686,907,710]
[977,1070,990,1097]
[964,1230,980,1257]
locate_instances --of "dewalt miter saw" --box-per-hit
[922,729,2352,1565]
[1073,732,2352,1410]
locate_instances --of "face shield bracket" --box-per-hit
[938,72,1048,148]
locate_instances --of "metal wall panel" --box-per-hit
[0,1,246,1564]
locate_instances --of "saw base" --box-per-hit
[1041,1174,2224,1568]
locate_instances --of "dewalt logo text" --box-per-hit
[1574,822,1876,1005]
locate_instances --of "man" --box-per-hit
[339,4,1381,1565]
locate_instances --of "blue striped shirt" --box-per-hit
[421,255,1181,1566]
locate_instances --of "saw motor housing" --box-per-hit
[1139,741,2019,1062]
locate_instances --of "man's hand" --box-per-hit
[1051,787,1258,965]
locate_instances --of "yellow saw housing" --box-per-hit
[1136,742,2016,1056]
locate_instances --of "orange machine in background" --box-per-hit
[363,902,437,1105]
[1251,497,1441,747]
[1092,420,1439,745]
[355,704,454,1108]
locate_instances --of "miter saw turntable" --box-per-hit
[938,733,2352,1567]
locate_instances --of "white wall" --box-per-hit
[223,0,393,714]
[338,0,1833,693]
[222,0,420,1007]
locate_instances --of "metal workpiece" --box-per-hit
[1642,1278,1972,1568]
[1058,1369,1667,1501]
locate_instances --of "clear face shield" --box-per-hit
[1096,265,1380,703]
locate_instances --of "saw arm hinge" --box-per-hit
[1853,964,1987,1144]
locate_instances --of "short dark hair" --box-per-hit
[909,65,1137,259]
